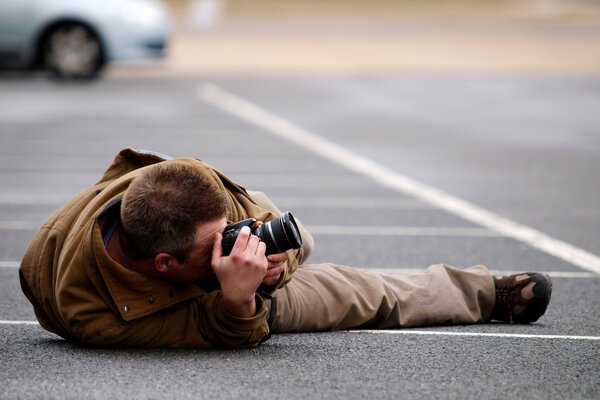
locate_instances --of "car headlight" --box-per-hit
[115,0,166,28]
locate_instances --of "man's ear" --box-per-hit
[154,253,176,273]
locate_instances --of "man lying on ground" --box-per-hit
[20,148,552,347]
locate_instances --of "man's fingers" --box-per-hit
[216,226,267,270]
[262,265,284,285]
[212,232,223,260]
[245,233,262,253]
[256,241,267,256]
[230,226,251,254]
[267,252,288,263]
[265,265,283,277]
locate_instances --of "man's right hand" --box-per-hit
[211,226,268,318]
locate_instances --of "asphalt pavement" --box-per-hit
[1,75,599,399]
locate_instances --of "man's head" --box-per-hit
[120,162,228,267]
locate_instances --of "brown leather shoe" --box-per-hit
[491,272,552,324]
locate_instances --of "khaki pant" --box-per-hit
[248,190,496,333]
[272,263,496,332]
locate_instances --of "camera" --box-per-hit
[221,211,303,256]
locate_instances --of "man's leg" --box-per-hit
[272,264,496,332]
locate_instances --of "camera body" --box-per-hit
[221,211,303,256]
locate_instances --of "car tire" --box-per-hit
[42,23,104,79]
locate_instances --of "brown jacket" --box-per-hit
[19,148,307,348]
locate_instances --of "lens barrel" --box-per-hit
[221,211,303,256]
[254,211,303,255]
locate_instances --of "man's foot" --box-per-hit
[491,272,552,324]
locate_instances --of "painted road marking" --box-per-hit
[366,269,599,278]
[0,261,19,268]
[269,196,431,209]
[197,83,600,275]
[350,330,600,341]
[0,193,72,205]
[308,225,501,237]
[0,221,39,230]
[1,320,597,341]
[1,260,594,278]
[227,174,376,188]
[0,195,424,209]
[0,222,498,236]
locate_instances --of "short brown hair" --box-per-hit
[120,162,228,260]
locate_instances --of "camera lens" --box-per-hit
[254,211,303,255]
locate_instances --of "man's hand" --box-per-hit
[211,226,268,318]
[252,220,287,286]
[263,252,288,286]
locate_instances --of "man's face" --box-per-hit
[169,217,227,283]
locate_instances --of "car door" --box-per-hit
[0,0,32,65]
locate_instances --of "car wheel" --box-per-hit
[43,23,104,79]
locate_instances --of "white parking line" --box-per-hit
[0,193,69,205]
[366,268,598,278]
[229,174,376,188]
[270,196,431,209]
[308,225,501,237]
[0,222,500,236]
[0,261,594,278]
[350,330,600,341]
[0,262,19,268]
[0,320,597,341]
[0,221,39,230]
[197,83,600,275]
[0,196,426,211]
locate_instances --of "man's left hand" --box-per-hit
[263,252,288,286]
[252,220,287,286]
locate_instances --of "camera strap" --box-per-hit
[258,290,278,343]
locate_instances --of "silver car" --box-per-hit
[0,0,170,78]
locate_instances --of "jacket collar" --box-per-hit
[90,219,204,322]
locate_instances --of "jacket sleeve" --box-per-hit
[246,190,314,292]
[75,291,270,348]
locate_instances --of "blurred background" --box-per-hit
[136,0,600,77]
[2,0,600,78]
[149,0,600,77]
[131,0,600,77]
